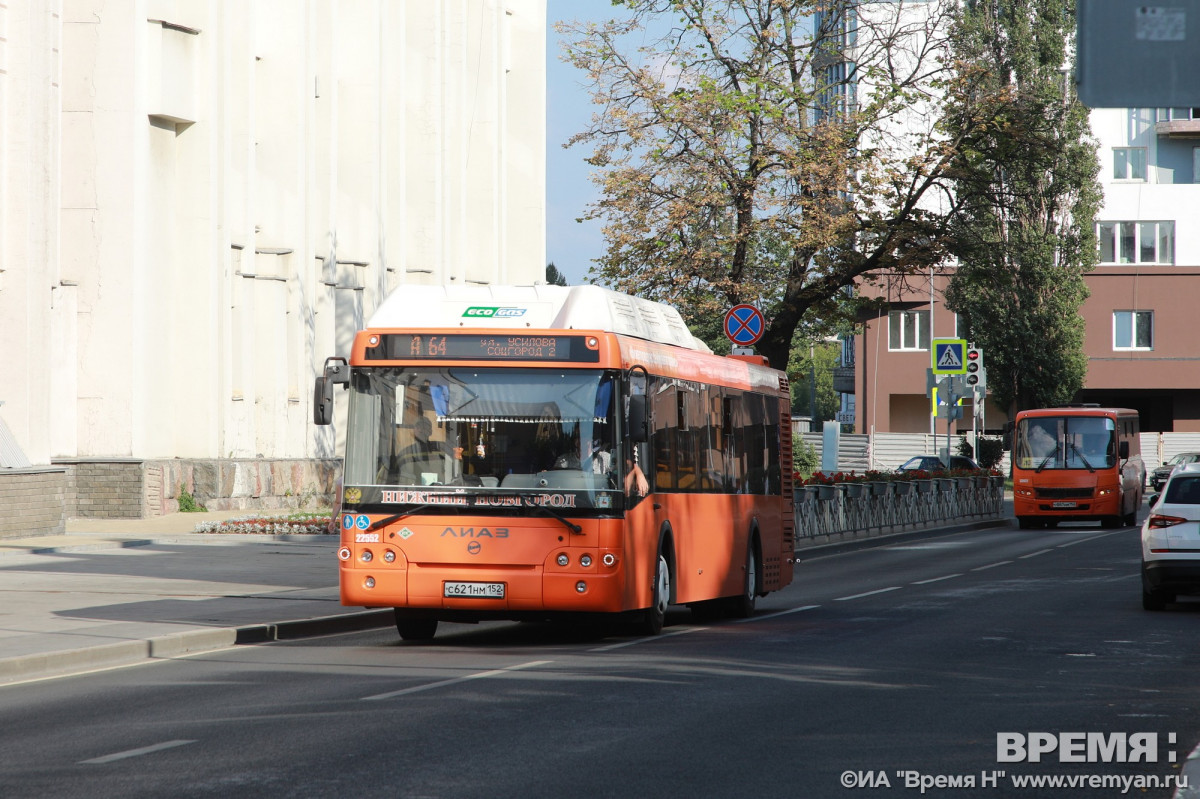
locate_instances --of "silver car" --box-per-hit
[1141,462,1200,610]
[1150,451,1200,492]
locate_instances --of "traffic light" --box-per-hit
[966,344,986,389]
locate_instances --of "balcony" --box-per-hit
[833,366,856,394]
[1155,119,1200,139]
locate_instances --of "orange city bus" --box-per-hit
[313,285,795,640]
[1011,405,1144,529]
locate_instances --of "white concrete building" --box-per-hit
[0,0,547,530]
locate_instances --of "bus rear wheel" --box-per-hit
[726,538,759,618]
[393,609,438,641]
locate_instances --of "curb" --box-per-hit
[0,609,394,688]
[0,533,338,559]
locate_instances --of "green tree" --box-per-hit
[558,0,974,371]
[940,0,1100,416]
[787,340,841,424]
[545,262,569,286]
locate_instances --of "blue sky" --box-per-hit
[545,2,614,286]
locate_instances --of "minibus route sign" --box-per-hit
[364,333,601,362]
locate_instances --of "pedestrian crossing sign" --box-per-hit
[932,338,967,375]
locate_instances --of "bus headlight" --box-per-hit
[576,581,587,593]
[580,554,593,568]
[338,547,352,561]
[364,577,375,588]
[361,550,373,563]
[603,553,617,567]
[384,550,396,563]
[557,553,569,566]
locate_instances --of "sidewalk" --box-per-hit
[0,511,390,687]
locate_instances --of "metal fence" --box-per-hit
[793,475,1006,544]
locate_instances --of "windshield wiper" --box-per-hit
[1035,454,1055,473]
[367,511,412,531]
[535,505,583,535]
[1067,441,1095,473]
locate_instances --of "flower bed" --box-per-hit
[193,512,335,535]
[796,466,1001,489]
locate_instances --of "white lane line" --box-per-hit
[912,573,963,585]
[590,626,702,652]
[1055,530,1127,548]
[835,586,901,601]
[733,604,821,623]
[1020,549,1053,559]
[971,560,1012,572]
[80,740,196,765]
[361,660,551,701]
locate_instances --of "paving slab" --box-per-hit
[0,512,390,686]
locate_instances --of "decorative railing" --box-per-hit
[793,475,1005,544]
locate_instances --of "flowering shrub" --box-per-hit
[802,470,870,485]
[796,466,1002,485]
[194,512,335,535]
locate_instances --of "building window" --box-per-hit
[1113,310,1153,350]
[888,310,929,351]
[1156,108,1200,122]
[1113,148,1146,181]
[1097,221,1174,265]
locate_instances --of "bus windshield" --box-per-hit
[342,366,618,498]
[1015,415,1116,472]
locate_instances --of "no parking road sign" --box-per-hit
[724,304,765,346]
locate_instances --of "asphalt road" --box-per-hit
[2,520,1197,798]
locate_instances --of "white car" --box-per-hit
[1141,462,1200,610]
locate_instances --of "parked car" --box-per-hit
[897,455,982,473]
[1150,451,1200,491]
[1141,462,1200,610]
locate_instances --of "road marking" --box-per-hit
[360,660,551,701]
[81,740,196,765]
[835,586,901,601]
[1019,549,1053,559]
[1055,530,1127,548]
[590,626,702,652]
[971,560,1012,572]
[733,604,821,623]
[912,573,963,585]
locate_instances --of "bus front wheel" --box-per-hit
[640,552,670,635]
[394,609,438,641]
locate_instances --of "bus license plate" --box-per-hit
[444,582,505,599]
[1052,501,1077,509]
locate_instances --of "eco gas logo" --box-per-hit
[463,306,526,318]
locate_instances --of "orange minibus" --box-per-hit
[1011,405,1144,529]
[314,285,795,640]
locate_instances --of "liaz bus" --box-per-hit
[1011,405,1144,529]
[313,284,795,640]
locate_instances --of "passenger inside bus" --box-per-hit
[385,415,463,484]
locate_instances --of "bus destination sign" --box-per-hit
[365,334,601,363]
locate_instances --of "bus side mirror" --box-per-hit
[314,377,334,425]
[1119,440,1129,459]
[313,357,349,426]
[1001,421,1014,452]
[627,394,648,443]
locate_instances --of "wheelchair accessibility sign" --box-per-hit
[343,514,372,531]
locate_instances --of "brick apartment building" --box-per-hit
[845,106,1200,436]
